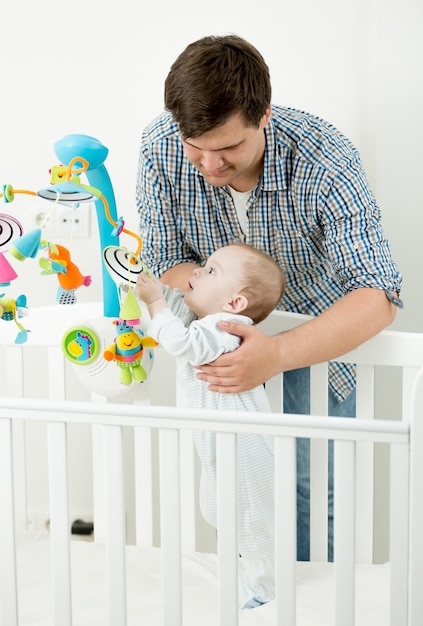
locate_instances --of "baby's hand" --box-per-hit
[135,272,163,306]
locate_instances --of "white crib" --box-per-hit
[1,303,423,625]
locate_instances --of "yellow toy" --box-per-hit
[103,289,158,385]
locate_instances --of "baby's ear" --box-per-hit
[222,294,248,314]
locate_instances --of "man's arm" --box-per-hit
[161,263,200,289]
[195,287,398,393]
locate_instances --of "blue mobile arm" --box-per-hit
[54,134,120,318]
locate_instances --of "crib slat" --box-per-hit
[47,421,72,626]
[133,386,155,547]
[91,393,110,544]
[216,432,238,626]
[355,365,375,564]
[92,422,106,542]
[6,347,28,534]
[12,419,27,534]
[409,370,423,626]
[334,439,356,626]
[103,425,127,626]
[0,417,19,626]
[159,428,182,626]
[176,383,198,552]
[310,363,329,562]
[47,347,73,625]
[180,429,197,552]
[402,366,420,424]
[134,426,154,547]
[389,443,410,625]
[274,435,297,626]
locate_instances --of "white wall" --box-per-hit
[1,0,422,330]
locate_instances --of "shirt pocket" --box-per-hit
[273,226,323,274]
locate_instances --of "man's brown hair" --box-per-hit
[164,35,272,139]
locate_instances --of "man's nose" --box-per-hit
[201,151,224,172]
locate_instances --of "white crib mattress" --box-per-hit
[16,531,389,625]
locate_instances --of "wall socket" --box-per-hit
[56,205,91,238]
[34,204,91,239]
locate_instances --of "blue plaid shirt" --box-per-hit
[136,106,403,400]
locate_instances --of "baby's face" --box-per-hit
[183,246,246,318]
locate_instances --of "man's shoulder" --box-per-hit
[269,104,358,167]
[142,111,179,144]
[270,104,339,133]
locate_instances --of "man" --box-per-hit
[136,34,403,560]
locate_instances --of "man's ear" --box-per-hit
[222,294,248,314]
[260,105,272,128]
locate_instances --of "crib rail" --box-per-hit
[2,307,423,625]
[0,396,418,626]
[2,308,423,565]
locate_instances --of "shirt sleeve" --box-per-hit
[136,129,203,277]
[321,156,403,304]
[148,311,244,366]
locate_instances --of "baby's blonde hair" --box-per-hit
[227,242,286,324]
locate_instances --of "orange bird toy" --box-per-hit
[39,242,92,304]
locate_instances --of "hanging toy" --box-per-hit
[0,213,24,286]
[0,253,18,287]
[39,242,92,304]
[103,288,158,385]
[0,293,30,344]
[9,228,42,261]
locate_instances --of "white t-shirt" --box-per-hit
[227,186,253,236]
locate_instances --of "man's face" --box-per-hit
[182,109,270,191]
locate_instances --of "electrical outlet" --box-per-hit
[56,204,91,239]
[34,209,56,235]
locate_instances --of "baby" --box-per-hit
[136,242,285,608]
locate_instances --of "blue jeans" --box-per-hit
[283,368,356,562]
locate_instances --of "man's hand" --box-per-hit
[195,320,282,393]
[194,288,399,394]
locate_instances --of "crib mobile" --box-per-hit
[1,134,157,396]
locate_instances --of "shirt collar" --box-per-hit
[261,118,287,191]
